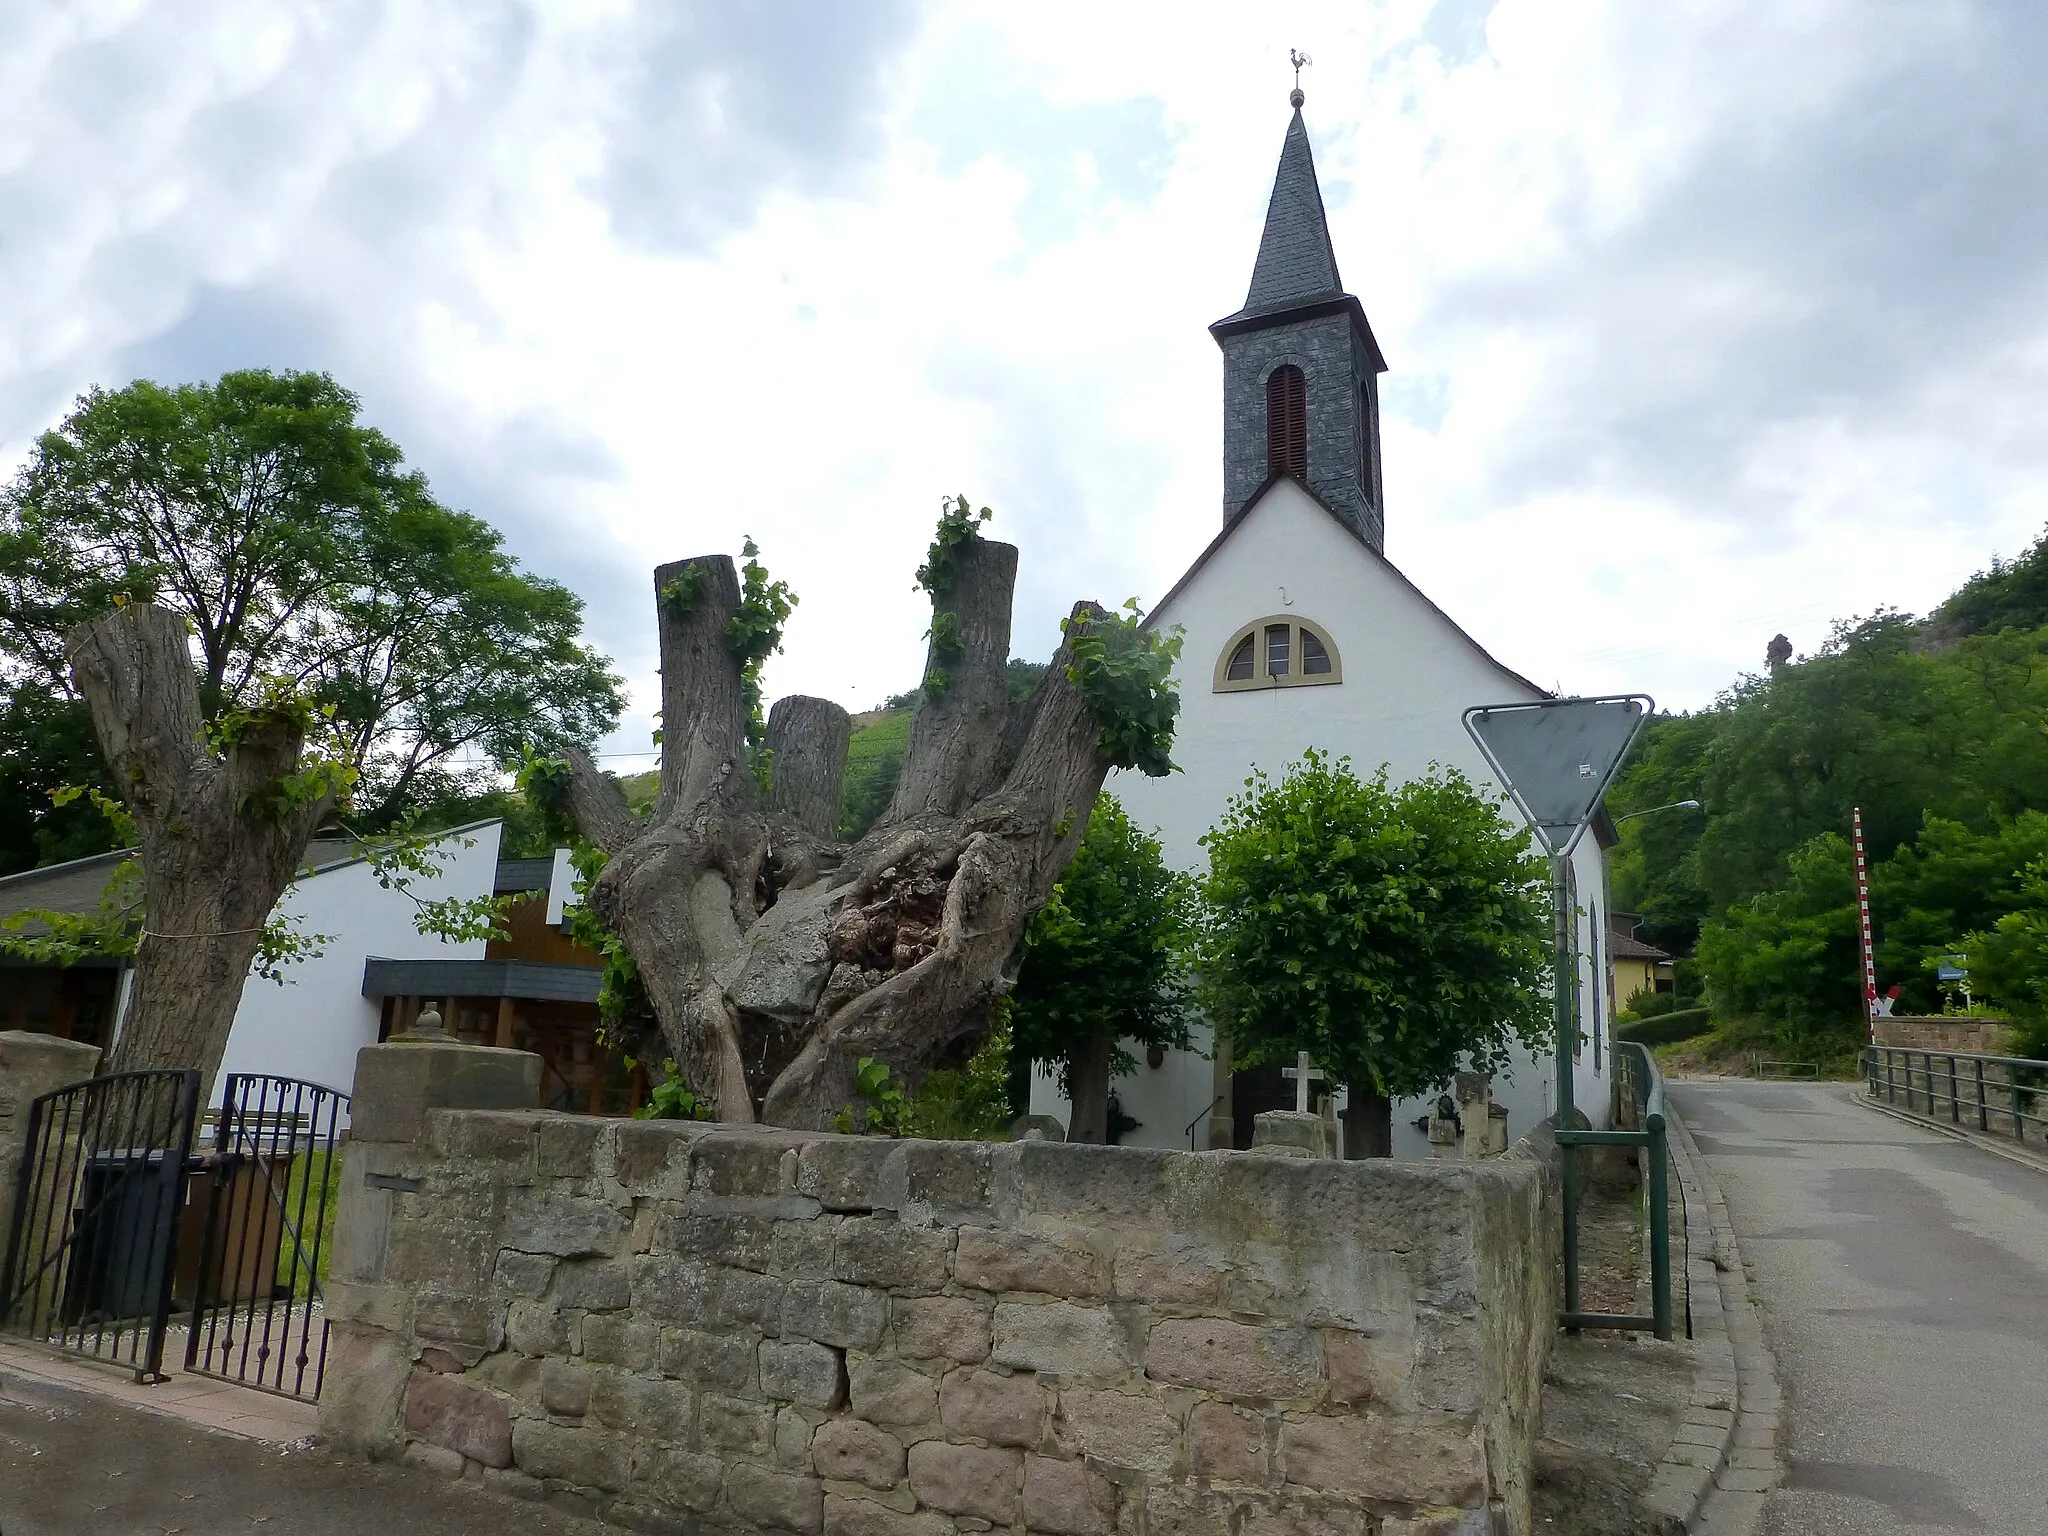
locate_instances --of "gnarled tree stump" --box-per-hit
[561,533,1152,1128]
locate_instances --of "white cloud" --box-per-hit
[5,0,2048,774]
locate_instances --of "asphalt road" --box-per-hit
[1668,1081,2048,1535]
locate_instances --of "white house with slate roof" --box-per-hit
[1030,92,1617,1157]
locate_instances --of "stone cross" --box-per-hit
[1281,1051,1325,1113]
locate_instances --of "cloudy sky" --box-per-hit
[7,0,2047,771]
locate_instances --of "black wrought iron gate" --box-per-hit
[183,1073,349,1403]
[0,1069,202,1381]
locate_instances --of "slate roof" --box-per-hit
[1230,108,1343,319]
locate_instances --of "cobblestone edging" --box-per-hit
[1638,1106,1785,1534]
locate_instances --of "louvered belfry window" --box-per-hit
[1266,365,1308,481]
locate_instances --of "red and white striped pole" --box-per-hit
[1852,806,1878,1043]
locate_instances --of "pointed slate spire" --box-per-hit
[1235,105,1343,320]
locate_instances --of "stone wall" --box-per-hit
[1874,1017,2014,1056]
[0,1030,100,1269]
[324,1044,1555,1536]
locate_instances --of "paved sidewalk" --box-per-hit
[0,1364,595,1536]
[1668,1080,2048,1535]
[0,1338,319,1444]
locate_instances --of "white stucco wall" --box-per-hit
[1030,480,1614,1154]
[209,821,503,1101]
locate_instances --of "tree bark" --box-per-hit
[768,696,851,840]
[68,604,336,1095]
[1064,1035,1113,1145]
[1342,1083,1394,1158]
[561,533,1131,1132]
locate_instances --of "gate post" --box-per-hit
[320,1038,539,1458]
[0,1032,101,1279]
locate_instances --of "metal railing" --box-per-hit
[1555,1040,1676,1340]
[1866,1044,2048,1145]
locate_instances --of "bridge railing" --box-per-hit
[1554,1039,1675,1340]
[1867,1043,2048,1146]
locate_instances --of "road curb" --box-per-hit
[1637,1104,1785,1534]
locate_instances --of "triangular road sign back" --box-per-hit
[1464,695,1652,854]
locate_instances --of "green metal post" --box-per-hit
[1554,852,1580,1322]
[1647,1113,1672,1340]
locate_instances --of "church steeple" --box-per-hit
[1211,91,1389,549]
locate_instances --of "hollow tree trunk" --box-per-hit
[68,604,337,1095]
[1064,1035,1113,1145]
[562,532,1133,1130]
[1342,1083,1394,1159]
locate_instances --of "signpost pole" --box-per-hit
[1553,849,1580,1320]
[1852,806,1878,1049]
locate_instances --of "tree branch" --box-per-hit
[563,746,637,854]
[653,555,750,819]
[891,538,1018,820]
[767,694,851,840]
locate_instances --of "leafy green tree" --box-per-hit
[1199,751,1551,1157]
[1010,795,1194,1144]
[0,687,120,874]
[0,370,623,835]
[1693,832,1862,1050]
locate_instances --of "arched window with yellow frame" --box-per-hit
[1213,616,1342,692]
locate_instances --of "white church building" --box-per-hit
[1031,93,1617,1158]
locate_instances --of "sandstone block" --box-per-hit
[874,1140,997,1224]
[833,1219,952,1291]
[511,1418,631,1492]
[657,1210,832,1276]
[784,1278,888,1349]
[318,1326,411,1459]
[991,1301,1133,1378]
[939,1367,1046,1447]
[954,1227,1104,1298]
[692,1133,803,1199]
[580,1314,655,1368]
[1240,1497,1370,1535]
[539,1360,591,1418]
[1143,1484,1235,1536]
[1113,1247,1223,1307]
[1320,1328,1404,1406]
[589,1371,693,1438]
[761,1338,848,1408]
[402,1440,465,1479]
[505,1191,625,1258]
[1278,1415,1486,1505]
[700,1393,777,1456]
[1055,1387,1180,1474]
[1187,1402,1264,1483]
[536,1114,605,1178]
[848,1356,938,1427]
[424,1109,540,1166]
[1023,1454,1117,1535]
[822,1493,954,1536]
[796,1137,896,1212]
[507,1299,576,1358]
[723,1463,825,1535]
[413,1288,501,1354]
[809,1417,905,1489]
[494,1250,556,1298]
[632,1445,725,1514]
[404,1372,512,1468]
[351,1048,539,1145]
[659,1325,756,1393]
[892,1295,991,1363]
[1145,1318,1320,1399]
[614,1120,693,1196]
[554,1258,630,1311]
[718,1266,791,1330]
[906,1440,1022,1523]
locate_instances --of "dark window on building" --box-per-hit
[1266,365,1307,481]
[1300,628,1331,674]
[1265,623,1291,676]
[1225,634,1255,681]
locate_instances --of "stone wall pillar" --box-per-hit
[0,1031,101,1269]
[320,1040,540,1458]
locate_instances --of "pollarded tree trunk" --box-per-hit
[68,604,339,1093]
[560,533,1142,1129]
[1064,1035,1114,1145]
